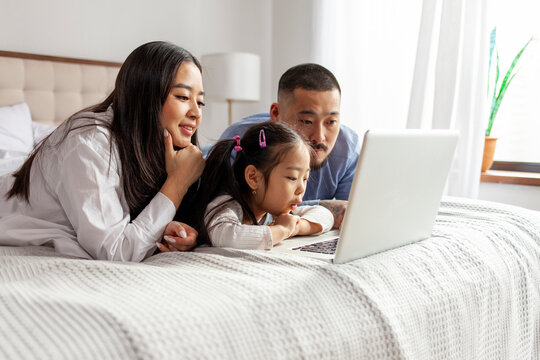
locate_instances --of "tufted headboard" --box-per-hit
[0,51,121,126]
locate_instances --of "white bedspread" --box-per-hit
[0,197,539,359]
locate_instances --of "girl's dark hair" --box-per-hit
[192,121,308,245]
[7,41,201,219]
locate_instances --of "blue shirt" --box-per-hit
[219,113,361,204]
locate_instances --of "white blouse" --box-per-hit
[205,195,334,250]
[0,108,176,261]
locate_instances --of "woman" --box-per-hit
[0,41,205,261]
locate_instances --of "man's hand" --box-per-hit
[318,200,348,229]
[156,221,198,252]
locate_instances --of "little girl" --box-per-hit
[193,121,333,249]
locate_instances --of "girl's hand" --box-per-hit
[273,213,301,238]
[157,221,198,252]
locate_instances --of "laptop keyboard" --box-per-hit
[292,238,338,254]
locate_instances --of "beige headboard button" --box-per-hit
[0,51,120,126]
[0,57,25,108]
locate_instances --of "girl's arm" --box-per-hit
[269,213,301,245]
[292,205,334,236]
[206,198,274,250]
[296,219,323,236]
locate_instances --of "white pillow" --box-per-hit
[0,154,27,176]
[32,121,56,145]
[0,102,34,154]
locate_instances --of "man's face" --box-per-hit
[273,88,341,170]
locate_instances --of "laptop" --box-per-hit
[272,129,459,264]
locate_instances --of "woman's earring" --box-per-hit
[252,190,257,196]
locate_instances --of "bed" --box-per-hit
[1,51,539,359]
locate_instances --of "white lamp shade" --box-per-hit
[201,52,260,102]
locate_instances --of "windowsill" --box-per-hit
[480,170,540,186]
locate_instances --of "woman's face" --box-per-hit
[161,61,204,148]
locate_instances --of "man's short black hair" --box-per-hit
[278,63,341,100]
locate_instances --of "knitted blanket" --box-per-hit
[1,197,539,359]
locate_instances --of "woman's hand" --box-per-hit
[164,130,205,186]
[156,221,198,252]
[160,130,205,208]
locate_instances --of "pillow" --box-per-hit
[0,102,34,154]
[0,154,26,177]
[32,121,56,146]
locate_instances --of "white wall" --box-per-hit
[2,0,539,208]
[0,0,272,146]
[479,182,540,211]
[271,0,316,100]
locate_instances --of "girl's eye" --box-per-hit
[175,95,189,101]
[198,101,206,107]
[287,177,297,181]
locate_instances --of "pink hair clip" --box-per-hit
[233,136,243,152]
[259,129,266,149]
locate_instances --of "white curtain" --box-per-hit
[407,0,489,198]
[312,0,423,133]
[312,0,489,198]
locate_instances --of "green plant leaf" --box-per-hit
[487,27,496,95]
[496,38,532,99]
[487,53,500,136]
[488,72,517,136]
[487,37,533,136]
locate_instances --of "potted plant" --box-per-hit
[483,27,533,172]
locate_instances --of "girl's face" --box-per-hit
[254,143,311,217]
[160,61,204,148]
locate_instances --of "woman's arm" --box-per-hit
[56,131,186,262]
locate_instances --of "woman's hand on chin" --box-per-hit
[164,130,205,186]
[160,130,205,208]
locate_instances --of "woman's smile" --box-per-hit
[180,124,194,136]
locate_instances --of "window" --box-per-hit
[491,0,540,170]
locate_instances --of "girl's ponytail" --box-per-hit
[191,139,243,244]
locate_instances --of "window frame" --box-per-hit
[481,160,540,186]
[490,161,540,173]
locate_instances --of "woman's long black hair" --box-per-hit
[192,121,307,245]
[7,41,201,219]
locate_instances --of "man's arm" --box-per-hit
[318,200,348,230]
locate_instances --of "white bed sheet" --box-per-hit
[0,197,539,359]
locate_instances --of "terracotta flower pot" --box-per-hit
[481,136,498,172]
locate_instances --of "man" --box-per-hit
[219,63,360,229]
